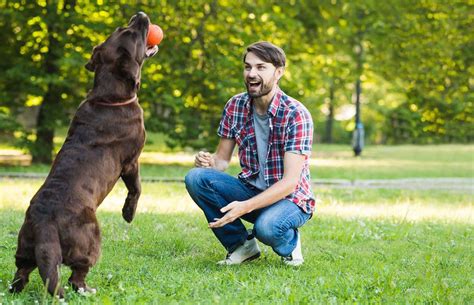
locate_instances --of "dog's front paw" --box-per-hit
[122,204,135,223]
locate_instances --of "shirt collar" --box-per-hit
[267,87,283,117]
[246,87,283,117]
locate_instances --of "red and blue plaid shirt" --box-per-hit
[218,88,315,214]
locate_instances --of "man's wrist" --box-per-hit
[212,158,228,172]
[242,200,254,213]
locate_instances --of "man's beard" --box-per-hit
[245,77,275,98]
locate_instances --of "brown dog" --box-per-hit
[10,12,158,298]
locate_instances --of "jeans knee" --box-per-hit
[184,168,206,191]
[254,218,285,246]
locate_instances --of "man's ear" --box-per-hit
[85,46,102,72]
[276,66,285,82]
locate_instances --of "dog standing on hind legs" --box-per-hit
[9,12,159,298]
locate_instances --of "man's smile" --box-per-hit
[247,78,262,90]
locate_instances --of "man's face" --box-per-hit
[244,52,283,98]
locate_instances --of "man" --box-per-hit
[185,41,314,266]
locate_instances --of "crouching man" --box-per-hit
[185,41,315,266]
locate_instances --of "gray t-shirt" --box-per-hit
[247,105,311,191]
[248,108,270,190]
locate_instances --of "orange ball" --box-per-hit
[147,24,163,46]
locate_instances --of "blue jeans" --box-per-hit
[184,168,311,257]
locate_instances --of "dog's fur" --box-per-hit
[10,12,158,298]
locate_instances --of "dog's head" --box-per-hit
[85,12,158,93]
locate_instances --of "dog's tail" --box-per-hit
[35,223,64,298]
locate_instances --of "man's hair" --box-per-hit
[243,41,286,68]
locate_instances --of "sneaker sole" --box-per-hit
[283,259,304,266]
[217,252,261,265]
[242,252,261,263]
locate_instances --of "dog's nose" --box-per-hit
[128,12,149,26]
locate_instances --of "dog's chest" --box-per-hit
[70,105,145,154]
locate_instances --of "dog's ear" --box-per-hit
[115,46,140,89]
[85,46,102,72]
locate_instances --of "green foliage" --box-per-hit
[386,100,473,144]
[0,1,472,161]
[0,109,21,135]
[370,0,474,144]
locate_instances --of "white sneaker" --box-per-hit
[217,236,261,265]
[282,231,304,266]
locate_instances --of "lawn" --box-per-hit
[0,142,472,303]
[0,179,472,304]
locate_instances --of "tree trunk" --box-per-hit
[31,29,60,163]
[323,82,335,143]
[32,86,61,164]
[31,1,76,164]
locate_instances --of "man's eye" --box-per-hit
[258,66,266,70]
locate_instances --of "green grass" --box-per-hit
[0,141,472,303]
[0,180,473,304]
[1,211,472,304]
[1,144,473,180]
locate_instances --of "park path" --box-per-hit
[0,150,472,191]
[0,172,472,192]
[312,178,473,191]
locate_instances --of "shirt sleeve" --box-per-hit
[287,150,312,157]
[217,97,235,138]
[284,107,313,155]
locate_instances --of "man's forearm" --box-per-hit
[207,177,298,229]
[243,177,297,212]
[212,155,229,172]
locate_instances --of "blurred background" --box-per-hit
[0,4,472,302]
[0,0,472,164]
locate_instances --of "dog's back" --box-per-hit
[32,101,145,212]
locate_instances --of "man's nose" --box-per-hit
[247,67,258,77]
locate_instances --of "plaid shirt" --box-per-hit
[217,88,315,214]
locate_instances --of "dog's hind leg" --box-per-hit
[10,220,37,293]
[10,259,36,293]
[68,264,96,294]
[35,224,64,298]
[66,208,100,294]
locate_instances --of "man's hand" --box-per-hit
[195,151,215,168]
[208,201,251,228]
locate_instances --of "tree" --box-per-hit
[0,0,472,162]
[0,1,144,163]
[370,0,473,143]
